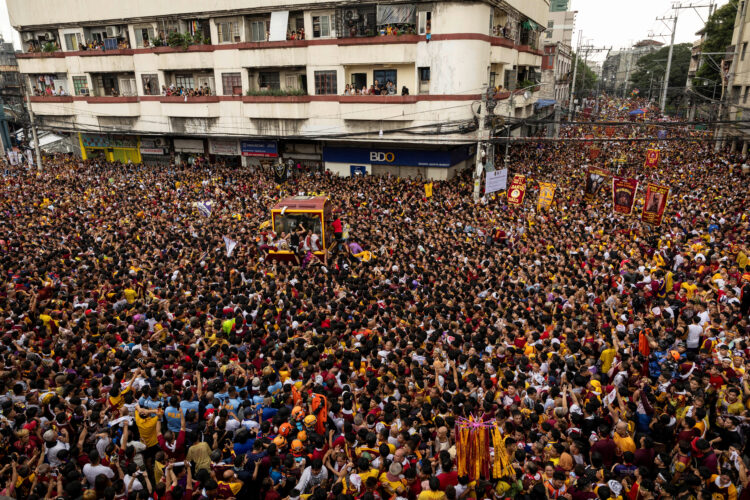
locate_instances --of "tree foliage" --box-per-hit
[694,0,738,98]
[572,54,599,97]
[629,43,691,106]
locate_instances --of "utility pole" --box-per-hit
[568,30,582,120]
[23,82,43,169]
[716,0,747,151]
[473,86,491,201]
[656,12,678,113]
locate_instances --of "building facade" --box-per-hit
[8,0,549,179]
[540,9,574,106]
[0,38,25,150]
[722,1,750,153]
[601,39,662,97]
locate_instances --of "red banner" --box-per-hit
[612,177,639,215]
[506,174,527,206]
[641,182,670,226]
[589,147,601,161]
[605,126,615,137]
[584,167,610,201]
[644,149,660,168]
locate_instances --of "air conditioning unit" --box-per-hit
[44,31,56,40]
[344,9,360,21]
[106,26,121,38]
[22,32,35,42]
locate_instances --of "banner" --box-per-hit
[223,236,237,257]
[583,167,609,201]
[641,182,670,226]
[506,174,527,206]
[537,182,556,211]
[195,201,213,217]
[612,177,638,215]
[644,149,660,168]
[589,147,601,161]
[485,168,508,195]
[605,126,615,137]
[424,182,433,198]
[274,162,288,184]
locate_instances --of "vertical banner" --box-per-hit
[605,126,615,137]
[589,147,601,161]
[641,182,670,226]
[274,161,289,184]
[537,182,556,211]
[612,177,639,215]
[506,174,527,206]
[583,167,610,201]
[424,182,433,198]
[644,149,660,168]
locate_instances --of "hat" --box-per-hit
[16,429,29,438]
[251,377,261,388]
[43,430,56,442]
[607,480,623,496]
[389,462,403,476]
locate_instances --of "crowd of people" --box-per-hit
[161,85,213,98]
[0,96,749,500]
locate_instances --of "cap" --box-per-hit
[43,430,56,442]
[389,462,403,476]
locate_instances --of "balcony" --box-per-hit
[29,95,75,116]
[83,96,140,116]
[152,46,216,71]
[150,95,221,117]
[242,95,310,119]
[338,95,417,121]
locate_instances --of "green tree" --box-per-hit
[694,0,737,98]
[572,54,598,97]
[629,43,691,107]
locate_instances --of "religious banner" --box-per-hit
[589,147,601,161]
[641,182,670,226]
[537,182,556,211]
[424,182,433,198]
[583,167,609,201]
[605,126,615,137]
[612,177,638,215]
[506,174,526,206]
[273,161,289,184]
[644,148,660,168]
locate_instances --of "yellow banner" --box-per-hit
[424,182,433,198]
[537,182,556,211]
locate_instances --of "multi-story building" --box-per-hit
[0,38,25,150]
[720,1,750,153]
[8,0,549,179]
[540,8,574,105]
[601,39,662,97]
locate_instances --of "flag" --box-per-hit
[506,174,527,206]
[612,177,638,215]
[196,201,213,217]
[583,167,609,201]
[657,129,667,140]
[644,149,660,168]
[589,147,601,161]
[274,162,289,184]
[223,236,238,257]
[641,182,670,226]
[424,182,433,198]
[537,182,556,211]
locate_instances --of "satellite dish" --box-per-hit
[523,91,531,100]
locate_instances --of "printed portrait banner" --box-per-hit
[644,148,660,168]
[506,174,527,206]
[583,167,610,201]
[605,126,616,137]
[641,182,670,226]
[612,177,639,215]
[537,182,556,211]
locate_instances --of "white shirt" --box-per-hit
[83,463,115,485]
[687,324,703,349]
[46,440,70,468]
[124,474,144,493]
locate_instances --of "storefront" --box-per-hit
[140,137,171,166]
[241,140,278,170]
[79,133,141,163]
[280,142,323,173]
[322,144,475,180]
[174,138,206,166]
[209,139,241,167]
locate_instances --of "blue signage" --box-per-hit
[323,145,474,168]
[350,165,367,176]
[241,140,278,157]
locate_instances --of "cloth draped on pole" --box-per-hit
[455,416,514,481]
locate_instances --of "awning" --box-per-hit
[522,20,538,30]
[535,99,556,108]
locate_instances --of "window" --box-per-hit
[312,15,331,38]
[72,76,89,96]
[351,73,367,91]
[175,74,195,89]
[141,74,159,95]
[418,11,432,35]
[249,20,267,42]
[118,77,137,96]
[374,70,397,89]
[489,72,497,89]
[546,21,553,39]
[314,70,337,95]
[222,72,242,95]
[134,26,155,47]
[217,19,241,43]
[258,72,280,90]
[743,42,748,61]
[285,74,300,90]
[64,33,81,51]
[418,67,430,94]
[744,86,749,103]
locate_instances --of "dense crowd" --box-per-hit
[0,97,749,500]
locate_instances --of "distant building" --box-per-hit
[541,8,575,106]
[549,0,570,13]
[601,39,663,97]
[0,38,25,151]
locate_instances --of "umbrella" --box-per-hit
[628,109,646,116]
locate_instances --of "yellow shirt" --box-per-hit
[600,348,616,374]
[124,288,137,304]
[613,433,636,454]
[681,282,697,300]
[135,413,158,447]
